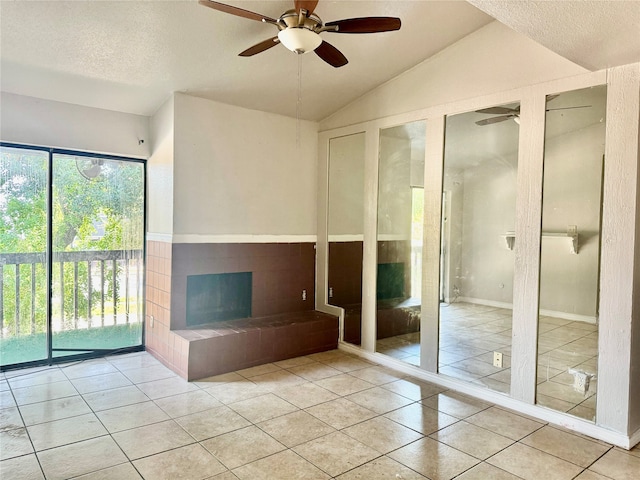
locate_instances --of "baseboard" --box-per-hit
[457,297,597,324]
[539,309,597,324]
[338,341,633,449]
[629,426,640,449]
[457,297,512,310]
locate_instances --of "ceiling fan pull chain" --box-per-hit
[296,54,303,147]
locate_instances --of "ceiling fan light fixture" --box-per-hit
[513,116,521,125]
[278,27,322,54]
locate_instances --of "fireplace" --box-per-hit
[186,272,252,327]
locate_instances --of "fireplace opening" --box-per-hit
[186,272,252,326]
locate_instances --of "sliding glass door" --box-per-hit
[1,144,145,368]
[50,153,145,358]
[0,147,49,365]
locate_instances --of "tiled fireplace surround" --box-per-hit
[145,240,336,379]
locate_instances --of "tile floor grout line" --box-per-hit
[577,444,616,476]
[380,304,599,419]
[506,422,610,470]
[4,349,637,479]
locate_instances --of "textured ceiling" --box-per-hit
[0,0,493,120]
[3,1,638,122]
[467,0,640,71]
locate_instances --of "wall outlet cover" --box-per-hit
[493,351,503,368]
[568,368,593,395]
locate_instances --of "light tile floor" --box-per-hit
[376,302,598,421]
[1,349,638,479]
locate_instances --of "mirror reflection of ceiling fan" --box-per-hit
[76,158,105,181]
[475,96,591,126]
[199,0,401,67]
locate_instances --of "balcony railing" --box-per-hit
[0,250,144,338]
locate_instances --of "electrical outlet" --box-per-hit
[150,315,154,328]
[329,287,333,298]
[569,369,592,394]
[302,289,307,301]
[493,351,503,368]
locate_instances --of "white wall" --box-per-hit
[320,21,586,131]
[328,133,365,238]
[0,92,149,158]
[172,93,318,239]
[378,135,412,239]
[443,123,604,318]
[458,158,518,305]
[539,123,605,318]
[148,96,175,237]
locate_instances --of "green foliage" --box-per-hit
[0,149,144,340]
[0,150,48,252]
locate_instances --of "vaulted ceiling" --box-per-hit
[1,1,639,122]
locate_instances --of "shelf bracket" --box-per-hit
[502,225,579,254]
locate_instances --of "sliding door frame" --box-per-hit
[0,142,146,371]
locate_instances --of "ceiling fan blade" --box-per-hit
[546,105,592,112]
[315,40,348,68]
[475,115,515,126]
[324,17,401,34]
[198,0,277,23]
[239,37,280,57]
[475,106,518,115]
[294,0,319,15]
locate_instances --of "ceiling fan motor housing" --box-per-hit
[277,10,323,54]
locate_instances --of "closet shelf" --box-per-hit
[503,225,579,254]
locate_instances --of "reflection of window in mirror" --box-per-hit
[438,103,520,394]
[411,187,424,299]
[376,121,425,366]
[327,133,365,346]
[536,85,607,422]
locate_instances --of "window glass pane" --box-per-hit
[376,121,425,366]
[0,147,49,366]
[536,86,606,422]
[439,103,520,393]
[51,154,144,356]
[328,133,365,345]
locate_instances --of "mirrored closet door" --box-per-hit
[535,85,607,422]
[438,103,520,394]
[375,121,426,365]
[327,133,366,345]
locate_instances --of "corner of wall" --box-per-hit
[148,94,175,237]
[629,62,640,435]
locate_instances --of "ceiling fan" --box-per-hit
[198,0,401,67]
[475,97,591,126]
[76,158,105,181]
